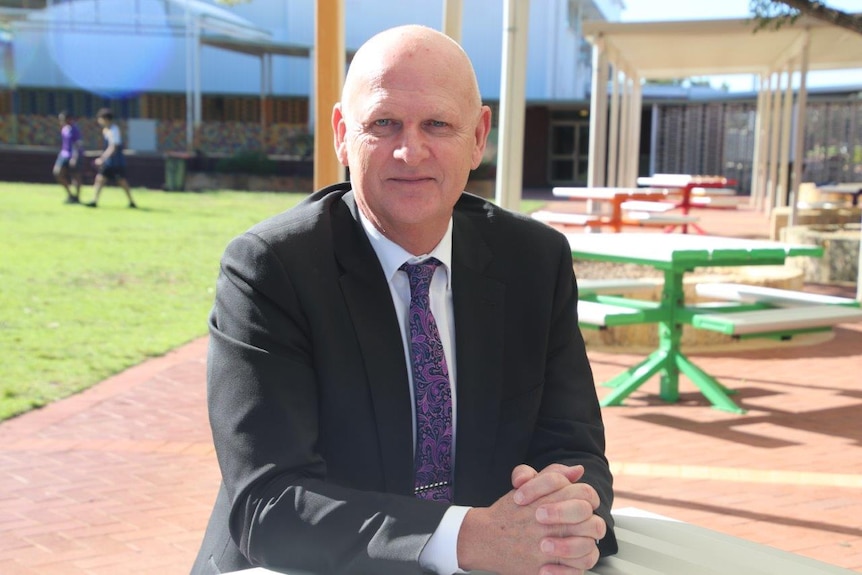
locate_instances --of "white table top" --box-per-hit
[553,187,669,200]
[221,508,854,575]
[589,508,854,575]
[816,183,862,193]
[637,174,733,188]
[564,233,820,264]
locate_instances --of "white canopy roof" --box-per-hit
[581,16,862,79]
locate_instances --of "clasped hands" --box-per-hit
[457,463,606,575]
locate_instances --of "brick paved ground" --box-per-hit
[2,200,860,574]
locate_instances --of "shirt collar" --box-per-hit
[358,209,453,288]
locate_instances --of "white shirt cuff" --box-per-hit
[419,505,472,574]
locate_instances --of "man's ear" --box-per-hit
[331,103,349,167]
[471,105,492,170]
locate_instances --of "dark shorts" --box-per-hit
[98,164,126,181]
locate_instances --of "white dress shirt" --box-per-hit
[358,210,470,575]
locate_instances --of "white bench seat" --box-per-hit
[577,300,647,328]
[691,305,862,336]
[531,210,602,227]
[689,195,741,208]
[695,282,860,308]
[797,200,847,209]
[690,187,737,196]
[577,278,662,296]
[623,212,700,225]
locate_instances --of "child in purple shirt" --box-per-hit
[53,111,83,204]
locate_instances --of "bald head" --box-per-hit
[331,24,491,255]
[341,25,482,117]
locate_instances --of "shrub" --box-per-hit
[215,150,278,175]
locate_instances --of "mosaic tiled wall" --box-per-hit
[0,114,312,157]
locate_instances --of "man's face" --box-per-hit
[333,53,489,248]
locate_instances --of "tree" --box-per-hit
[750,0,862,35]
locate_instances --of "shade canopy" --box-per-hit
[581,15,861,300]
[581,16,862,80]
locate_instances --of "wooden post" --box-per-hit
[313,0,345,190]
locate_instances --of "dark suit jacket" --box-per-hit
[191,184,617,575]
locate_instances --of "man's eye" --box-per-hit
[374,119,392,127]
[427,120,448,128]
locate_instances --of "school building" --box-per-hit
[0,0,859,192]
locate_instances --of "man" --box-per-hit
[83,108,137,208]
[192,25,616,575]
[53,111,83,204]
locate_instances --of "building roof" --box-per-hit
[200,35,309,58]
[582,16,862,79]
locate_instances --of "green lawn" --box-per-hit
[0,182,546,422]
[0,184,306,421]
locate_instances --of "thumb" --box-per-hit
[511,464,538,490]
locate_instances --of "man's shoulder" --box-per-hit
[456,192,566,244]
[245,183,352,242]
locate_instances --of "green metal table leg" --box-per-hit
[659,367,679,403]
[675,352,746,414]
[596,266,745,412]
[601,350,669,406]
[657,269,684,403]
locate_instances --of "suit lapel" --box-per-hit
[450,209,505,505]
[332,193,414,496]
[331,193,506,503]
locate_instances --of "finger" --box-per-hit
[539,514,607,547]
[539,565,585,575]
[536,497,597,527]
[535,486,602,524]
[513,470,571,505]
[539,464,585,484]
[540,535,601,571]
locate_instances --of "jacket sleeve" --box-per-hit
[206,231,448,574]
[523,234,618,557]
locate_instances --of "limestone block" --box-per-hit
[770,206,862,240]
[783,224,861,284]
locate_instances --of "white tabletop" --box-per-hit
[637,174,733,188]
[221,507,854,575]
[816,183,862,193]
[564,233,819,264]
[553,187,669,200]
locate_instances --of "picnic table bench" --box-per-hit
[688,305,862,337]
[531,209,604,229]
[687,282,862,338]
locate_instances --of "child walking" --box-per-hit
[84,108,137,208]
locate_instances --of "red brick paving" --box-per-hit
[1,201,860,574]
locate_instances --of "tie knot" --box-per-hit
[400,258,442,294]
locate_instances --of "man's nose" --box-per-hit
[393,127,430,165]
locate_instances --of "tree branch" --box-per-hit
[760,0,862,35]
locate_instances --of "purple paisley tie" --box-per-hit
[401,258,453,503]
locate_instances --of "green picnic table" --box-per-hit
[565,233,824,413]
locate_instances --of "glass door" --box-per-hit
[549,120,590,185]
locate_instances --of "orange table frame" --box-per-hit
[636,174,738,234]
[551,187,674,233]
